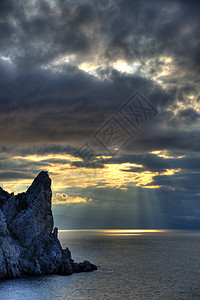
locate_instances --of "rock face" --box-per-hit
[0,171,97,279]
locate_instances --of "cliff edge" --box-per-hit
[0,171,97,279]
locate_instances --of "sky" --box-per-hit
[0,0,200,229]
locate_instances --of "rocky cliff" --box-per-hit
[0,171,97,279]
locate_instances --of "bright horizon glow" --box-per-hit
[58,229,169,236]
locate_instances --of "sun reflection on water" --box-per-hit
[59,229,169,236]
[101,229,168,236]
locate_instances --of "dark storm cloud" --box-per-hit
[0,59,199,153]
[118,153,200,173]
[0,0,199,150]
[0,61,159,144]
[0,0,99,67]
[0,171,33,181]
[106,0,200,73]
[151,171,200,193]
[0,0,199,72]
[174,108,200,125]
[0,144,78,156]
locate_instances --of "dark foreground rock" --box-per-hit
[0,171,97,279]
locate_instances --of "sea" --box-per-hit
[1,229,200,300]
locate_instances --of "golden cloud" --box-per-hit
[2,153,182,194]
[53,193,92,205]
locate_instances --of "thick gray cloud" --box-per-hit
[0,0,199,148]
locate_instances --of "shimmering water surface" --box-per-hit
[1,230,200,299]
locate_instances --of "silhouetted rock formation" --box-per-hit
[0,171,97,279]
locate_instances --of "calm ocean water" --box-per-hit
[1,230,200,299]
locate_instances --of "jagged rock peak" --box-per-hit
[27,171,51,193]
[0,171,97,279]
